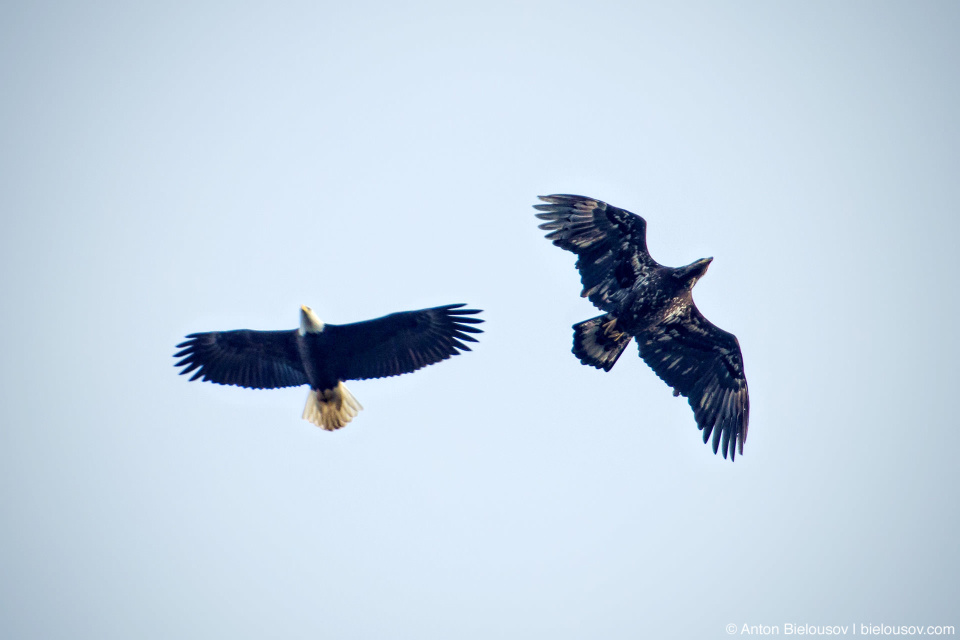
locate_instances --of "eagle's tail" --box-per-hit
[302,382,364,431]
[572,314,633,372]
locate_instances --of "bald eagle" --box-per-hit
[535,194,749,460]
[174,303,483,430]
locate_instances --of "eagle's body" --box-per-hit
[174,303,483,430]
[535,194,749,460]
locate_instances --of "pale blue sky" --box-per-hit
[2,1,958,638]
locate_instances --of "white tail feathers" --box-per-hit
[302,382,363,431]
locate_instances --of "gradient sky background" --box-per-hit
[2,1,959,638]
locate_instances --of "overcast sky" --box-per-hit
[2,1,959,638]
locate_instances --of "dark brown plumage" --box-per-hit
[536,194,749,460]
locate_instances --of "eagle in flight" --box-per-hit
[535,194,749,460]
[174,303,483,430]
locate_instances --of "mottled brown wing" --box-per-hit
[637,304,749,460]
[174,329,308,389]
[321,304,484,381]
[535,194,659,313]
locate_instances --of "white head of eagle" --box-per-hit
[299,305,325,335]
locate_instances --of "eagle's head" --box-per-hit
[299,305,325,335]
[676,257,713,289]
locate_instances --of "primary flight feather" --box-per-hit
[535,194,749,460]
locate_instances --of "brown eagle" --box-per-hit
[535,194,749,460]
[174,303,483,430]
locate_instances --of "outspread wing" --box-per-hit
[321,304,484,381]
[535,194,659,312]
[174,330,308,389]
[636,305,749,460]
